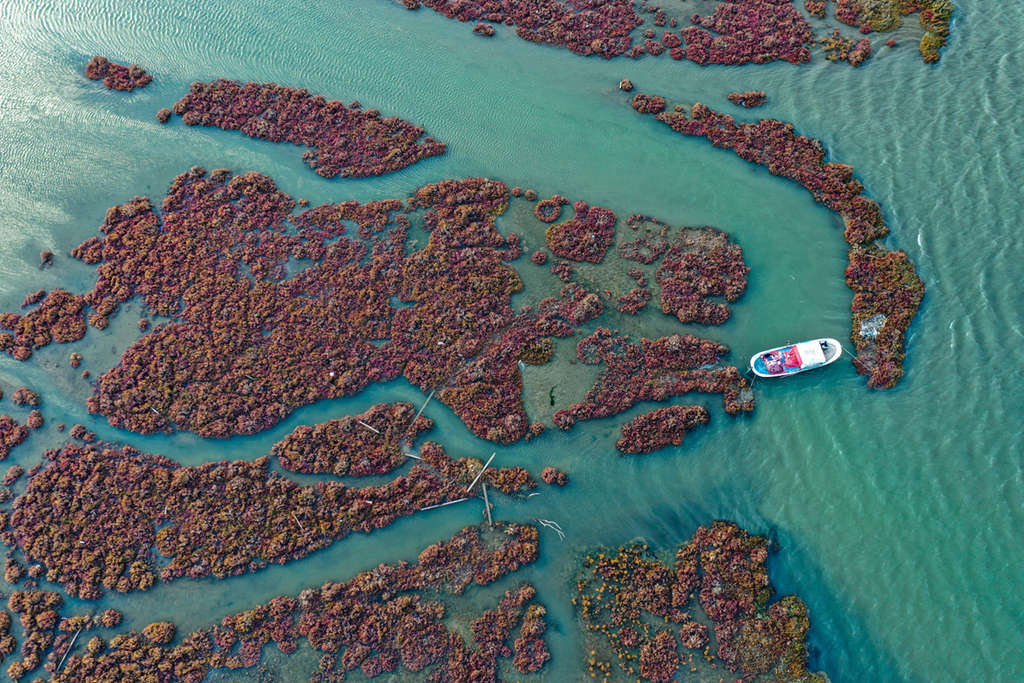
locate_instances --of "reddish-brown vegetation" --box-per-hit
[84,57,152,91]
[416,1,643,58]
[545,201,617,263]
[272,402,433,477]
[0,290,86,361]
[171,80,445,178]
[615,405,710,454]
[553,328,753,430]
[0,417,28,460]
[575,521,824,681]
[57,523,547,681]
[680,1,814,65]
[656,227,749,325]
[728,90,768,107]
[5,441,536,599]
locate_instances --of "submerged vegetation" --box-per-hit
[575,521,825,682]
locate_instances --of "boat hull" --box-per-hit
[749,338,842,378]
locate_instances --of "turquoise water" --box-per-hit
[0,1,1022,681]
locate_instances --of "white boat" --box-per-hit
[749,338,842,378]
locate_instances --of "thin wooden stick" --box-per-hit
[57,625,85,672]
[357,420,380,434]
[411,389,435,424]
[481,483,493,528]
[401,443,422,460]
[420,497,469,512]
[466,453,496,493]
[291,513,305,531]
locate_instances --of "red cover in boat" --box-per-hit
[783,346,802,369]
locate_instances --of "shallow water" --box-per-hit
[0,1,1022,681]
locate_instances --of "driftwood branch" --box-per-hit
[357,420,380,434]
[411,389,435,425]
[420,497,469,512]
[400,443,422,460]
[535,518,565,541]
[57,623,87,672]
[466,453,496,493]
[481,482,493,528]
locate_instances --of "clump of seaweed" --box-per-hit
[680,1,814,65]
[84,56,152,91]
[10,389,40,407]
[171,80,446,178]
[6,591,63,680]
[615,405,710,454]
[57,523,548,681]
[834,0,954,62]
[5,440,537,599]
[727,90,768,108]
[540,466,568,485]
[553,327,753,430]
[0,290,86,361]
[0,417,28,460]
[656,227,749,325]
[545,201,617,263]
[575,521,825,681]
[414,1,643,58]
[845,245,925,388]
[272,402,433,477]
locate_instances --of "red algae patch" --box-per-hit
[728,90,768,108]
[631,93,666,114]
[171,80,446,178]
[10,388,39,407]
[820,29,874,66]
[400,0,954,66]
[56,523,548,681]
[656,226,749,325]
[0,290,87,361]
[616,213,747,325]
[533,195,566,223]
[615,405,710,454]
[84,56,152,91]
[619,214,671,264]
[541,466,568,485]
[553,327,754,431]
[5,440,536,598]
[629,93,924,388]
[415,1,643,58]
[0,609,12,664]
[6,591,64,680]
[575,521,825,681]
[0,171,626,444]
[846,246,924,388]
[272,402,433,477]
[680,0,814,65]
[616,287,651,314]
[545,201,617,263]
[472,21,496,36]
[0,416,28,460]
[835,0,954,62]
